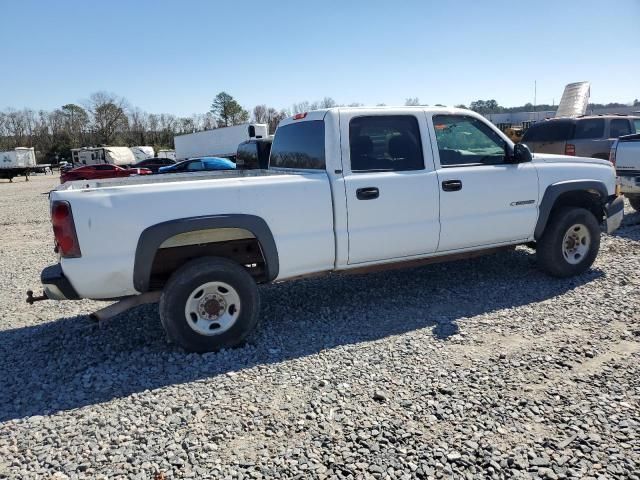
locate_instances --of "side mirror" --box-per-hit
[510,143,533,163]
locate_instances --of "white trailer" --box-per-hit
[174,124,268,160]
[130,146,155,162]
[0,147,37,182]
[157,149,176,161]
[71,147,136,166]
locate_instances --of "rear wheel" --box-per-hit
[537,207,600,277]
[159,257,260,352]
[628,195,640,212]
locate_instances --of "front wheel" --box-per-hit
[628,195,640,212]
[537,207,601,278]
[159,257,260,352]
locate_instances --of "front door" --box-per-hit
[341,112,440,264]
[430,114,539,252]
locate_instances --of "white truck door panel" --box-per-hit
[429,113,539,251]
[437,164,538,251]
[339,111,440,264]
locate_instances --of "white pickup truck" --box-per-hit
[35,107,624,352]
[611,133,640,211]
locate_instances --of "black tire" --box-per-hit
[628,195,640,212]
[159,257,260,353]
[537,207,601,278]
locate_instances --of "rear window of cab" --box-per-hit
[270,121,325,169]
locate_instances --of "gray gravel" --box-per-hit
[1,175,639,479]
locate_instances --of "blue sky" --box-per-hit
[1,0,639,116]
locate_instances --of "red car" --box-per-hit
[60,164,152,183]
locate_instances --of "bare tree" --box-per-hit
[405,97,420,106]
[86,92,129,144]
[253,104,268,124]
[61,104,89,147]
[319,97,337,108]
[292,101,310,114]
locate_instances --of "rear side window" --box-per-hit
[522,121,574,142]
[634,119,640,133]
[349,115,424,172]
[187,161,204,171]
[610,119,632,138]
[270,121,325,169]
[573,119,605,139]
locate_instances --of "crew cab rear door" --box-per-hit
[429,113,538,251]
[339,110,440,264]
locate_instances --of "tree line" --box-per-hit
[1,91,638,163]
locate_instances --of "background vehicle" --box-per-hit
[131,157,176,173]
[611,133,640,211]
[0,147,36,182]
[236,138,272,169]
[158,157,236,174]
[174,124,268,160]
[60,164,151,183]
[37,107,622,353]
[71,147,136,166]
[521,115,640,159]
[157,149,176,161]
[129,146,155,162]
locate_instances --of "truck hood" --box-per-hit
[532,153,612,167]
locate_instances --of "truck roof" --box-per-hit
[278,106,483,128]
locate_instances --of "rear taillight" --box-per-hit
[565,144,576,156]
[51,201,81,258]
[609,141,617,167]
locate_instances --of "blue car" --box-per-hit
[158,157,236,174]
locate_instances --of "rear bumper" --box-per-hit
[41,264,79,300]
[604,195,624,234]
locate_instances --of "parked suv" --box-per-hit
[521,115,640,159]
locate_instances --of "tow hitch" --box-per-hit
[26,290,48,304]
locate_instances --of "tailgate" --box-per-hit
[616,134,640,174]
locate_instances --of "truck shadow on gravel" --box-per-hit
[0,248,603,422]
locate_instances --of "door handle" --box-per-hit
[356,187,379,200]
[442,180,462,192]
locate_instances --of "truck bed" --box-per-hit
[56,169,288,191]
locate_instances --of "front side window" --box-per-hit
[634,119,640,133]
[349,115,424,172]
[270,120,325,169]
[574,119,605,139]
[609,119,632,138]
[433,115,506,166]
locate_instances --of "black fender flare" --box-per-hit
[534,180,609,240]
[133,214,279,292]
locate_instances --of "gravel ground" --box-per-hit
[0,175,639,480]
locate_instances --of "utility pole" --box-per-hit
[533,80,537,121]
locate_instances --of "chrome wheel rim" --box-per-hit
[184,281,241,336]
[562,223,591,265]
